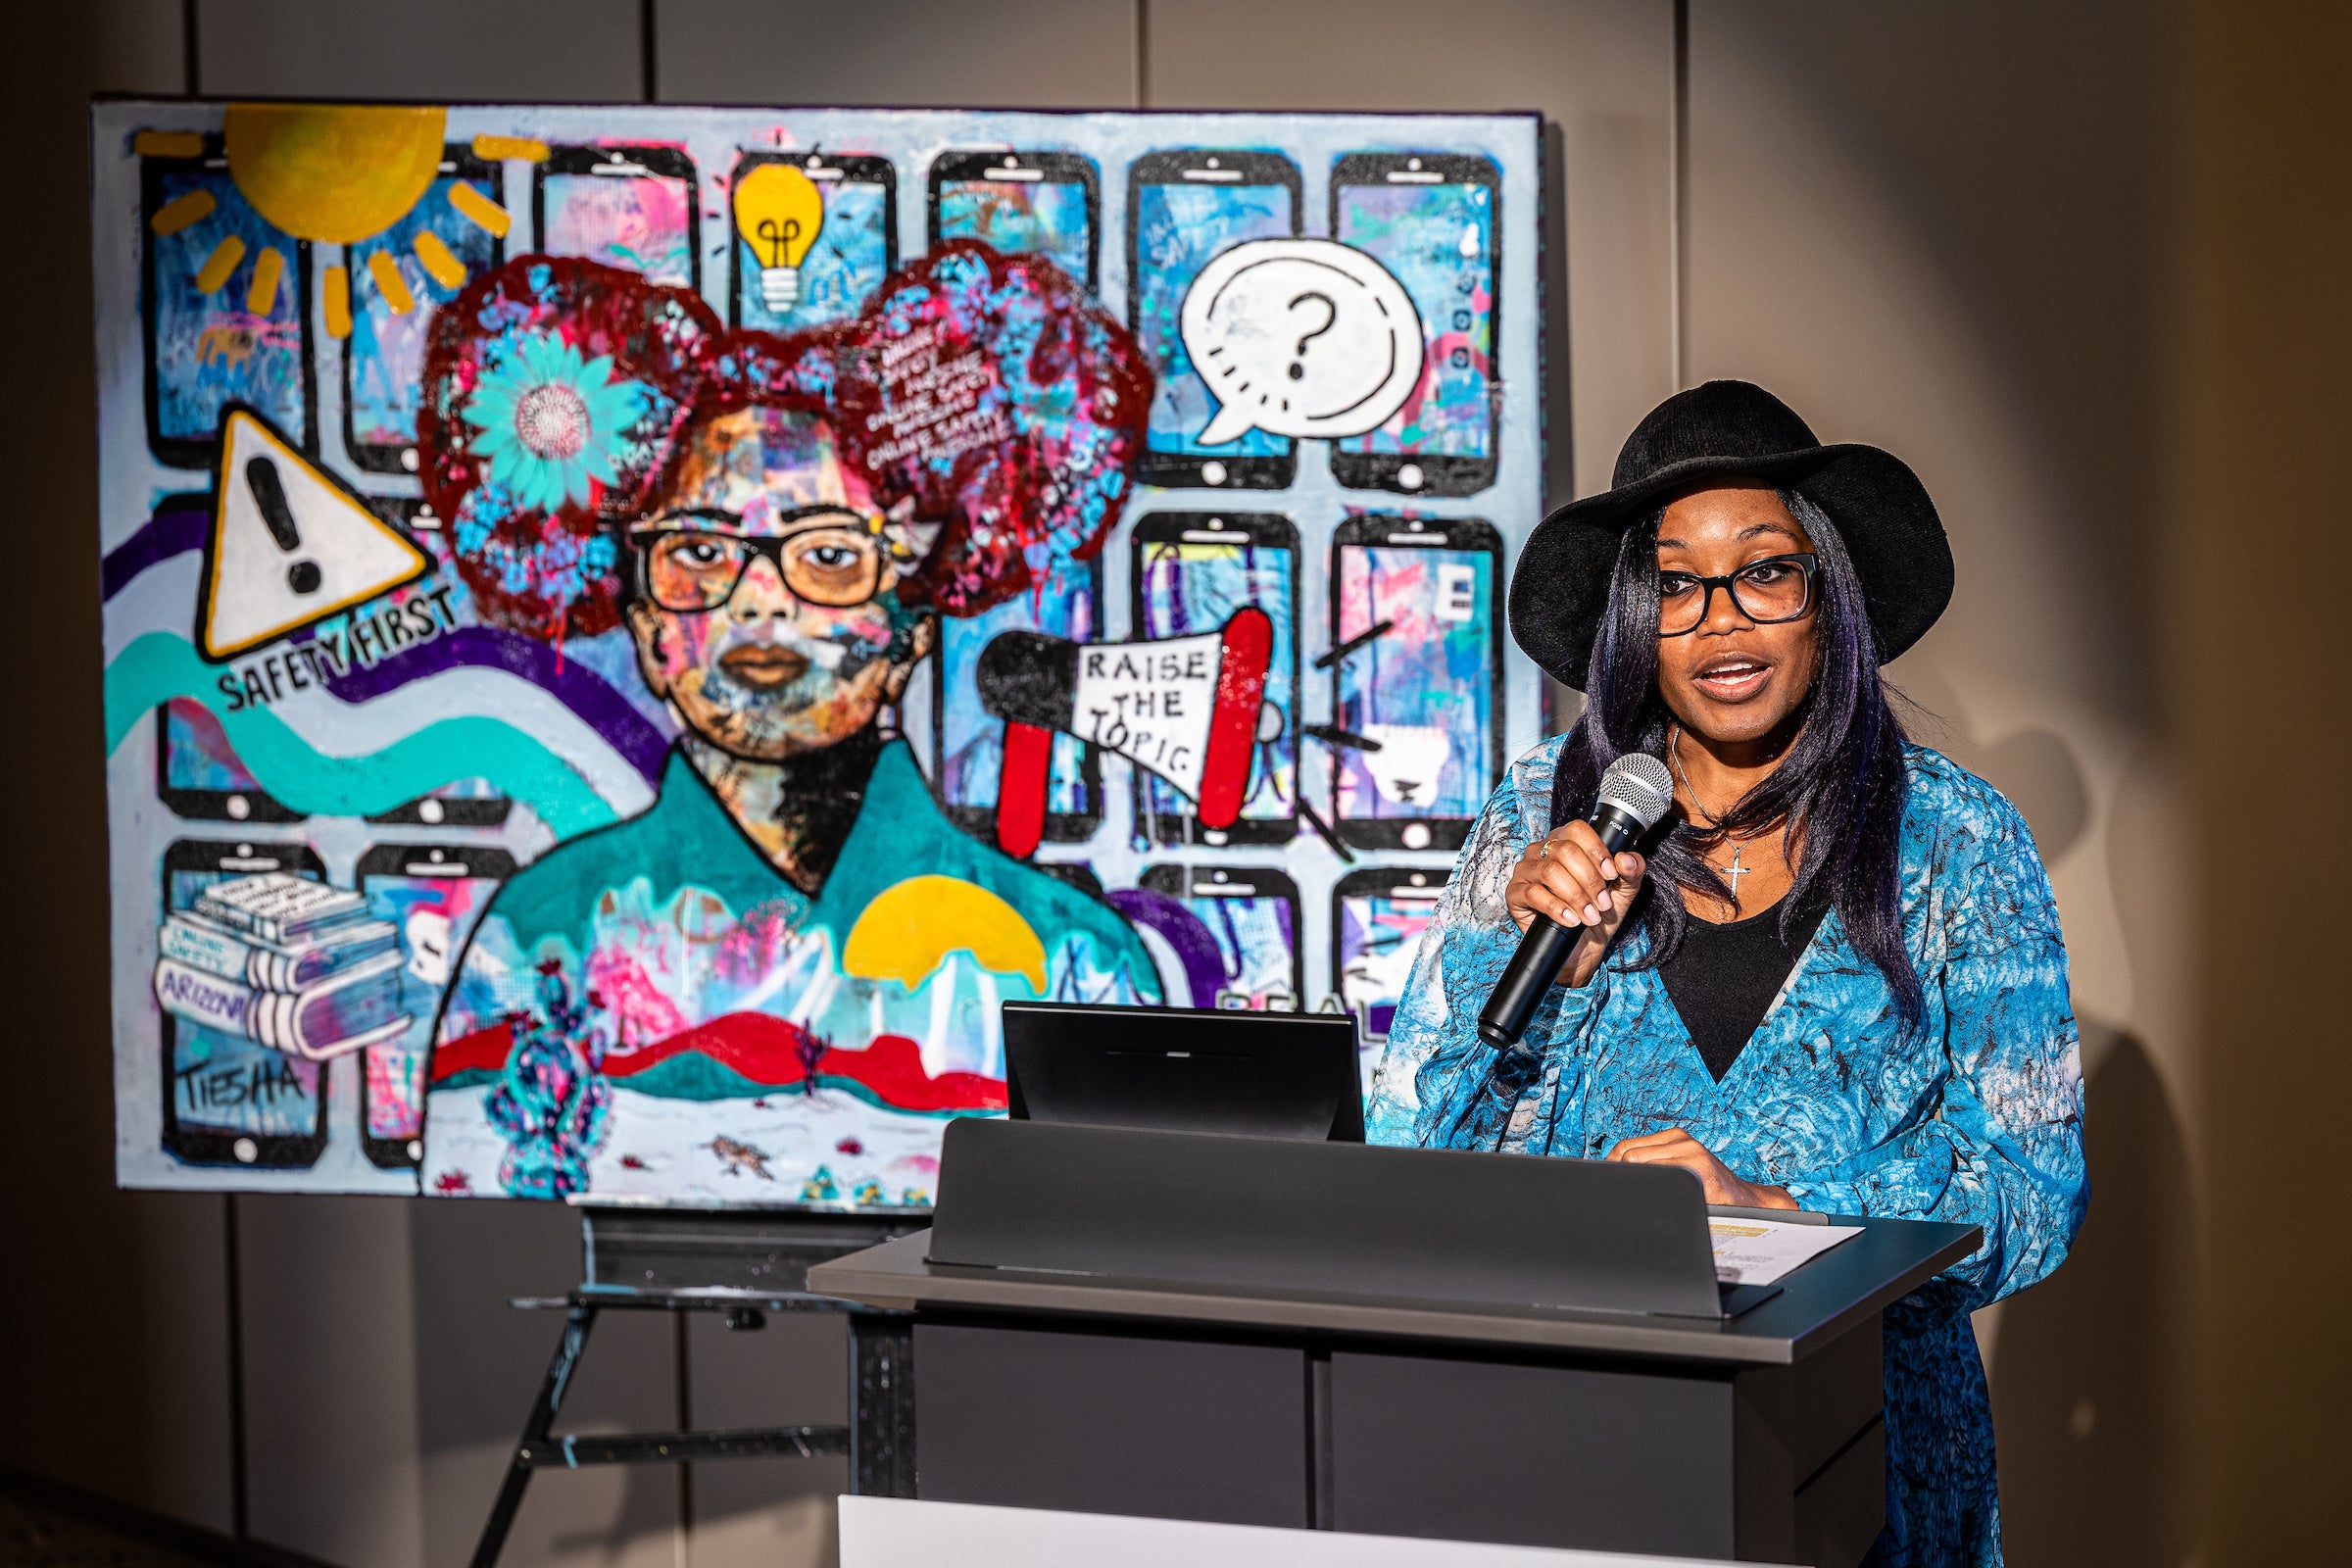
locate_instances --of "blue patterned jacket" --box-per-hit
[1369,737,2087,1568]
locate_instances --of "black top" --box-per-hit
[1656,894,1830,1082]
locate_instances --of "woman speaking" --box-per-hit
[1370,381,2085,1568]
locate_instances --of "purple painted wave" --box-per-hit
[321,627,672,783]
[102,508,209,602]
[1103,886,1231,1010]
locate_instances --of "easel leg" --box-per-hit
[470,1303,598,1568]
[848,1313,915,1498]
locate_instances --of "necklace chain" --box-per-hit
[1668,724,1728,827]
[1671,725,1762,906]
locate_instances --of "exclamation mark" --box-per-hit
[246,457,321,595]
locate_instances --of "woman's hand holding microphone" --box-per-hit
[1503,822,1647,991]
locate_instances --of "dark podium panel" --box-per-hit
[929,1118,1726,1319]
[1325,1316,1885,1561]
[1329,1351,1735,1556]
[810,1124,1977,1567]
[915,1322,1307,1527]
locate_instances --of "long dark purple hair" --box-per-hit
[1546,490,1923,1034]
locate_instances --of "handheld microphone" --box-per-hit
[1476,752,1676,1049]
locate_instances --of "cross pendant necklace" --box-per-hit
[1671,724,1760,907]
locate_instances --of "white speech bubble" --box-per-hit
[1181,239,1425,446]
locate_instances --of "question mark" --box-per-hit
[1286,290,1337,381]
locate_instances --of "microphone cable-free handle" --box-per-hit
[1475,801,1649,1049]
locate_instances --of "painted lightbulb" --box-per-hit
[734,163,825,313]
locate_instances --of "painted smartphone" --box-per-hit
[141,138,314,467]
[1033,861,1105,900]
[157,699,302,824]
[927,150,1100,291]
[160,840,331,1167]
[1330,514,1504,853]
[343,147,505,473]
[534,145,701,289]
[936,554,1103,842]
[355,843,515,1169]
[731,151,897,331]
[1330,153,1502,496]
[1332,866,1446,1091]
[1139,864,1303,1011]
[1127,151,1302,490]
[364,779,512,829]
[1131,512,1298,847]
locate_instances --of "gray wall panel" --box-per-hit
[681,1310,849,1568]
[194,0,647,101]
[237,1194,684,1568]
[656,0,1139,107]
[411,1201,682,1568]
[125,1195,239,1533]
[237,1195,425,1568]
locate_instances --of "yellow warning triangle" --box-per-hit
[201,407,429,662]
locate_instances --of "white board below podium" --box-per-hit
[839,1496,1750,1568]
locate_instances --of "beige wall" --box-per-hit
[2174,4,2350,1561]
[2,2,2338,1565]
[1684,6,2194,1563]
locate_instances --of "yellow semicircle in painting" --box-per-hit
[843,876,1049,993]
[224,103,446,245]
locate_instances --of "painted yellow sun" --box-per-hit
[138,104,529,341]
[843,877,1050,993]
[225,103,446,244]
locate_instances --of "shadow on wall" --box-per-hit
[1890,665,2091,863]
[1989,1025,2195,1568]
[1889,672,2193,1564]
[1963,726,2091,863]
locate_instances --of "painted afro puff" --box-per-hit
[417,241,1152,639]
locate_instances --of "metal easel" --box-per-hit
[468,1205,920,1568]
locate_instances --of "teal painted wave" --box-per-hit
[104,632,620,837]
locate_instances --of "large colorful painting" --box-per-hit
[94,103,1544,1203]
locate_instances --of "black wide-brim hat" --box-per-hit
[1511,379,1953,690]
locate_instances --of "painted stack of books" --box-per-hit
[153,873,412,1060]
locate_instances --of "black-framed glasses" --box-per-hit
[630,508,885,612]
[1657,553,1819,635]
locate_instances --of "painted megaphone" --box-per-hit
[976,611,1275,858]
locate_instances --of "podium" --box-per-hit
[808,1121,1979,1568]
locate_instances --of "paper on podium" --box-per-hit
[841,1496,1741,1567]
[1709,1215,1865,1286]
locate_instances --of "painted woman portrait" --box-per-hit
[408,251,1157,1204]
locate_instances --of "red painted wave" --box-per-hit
[430,1014,1006,1113]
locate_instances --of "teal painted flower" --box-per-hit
[464,332,647,513]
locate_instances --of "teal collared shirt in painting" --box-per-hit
[422,738,1158,1206]
[1369,737,2086,1568]
[483,739,1153,987]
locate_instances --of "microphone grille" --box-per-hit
[1596,752,1676,830]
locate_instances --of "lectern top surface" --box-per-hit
[808,1212,1979,1367]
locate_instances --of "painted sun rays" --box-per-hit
[136,112,525,335]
